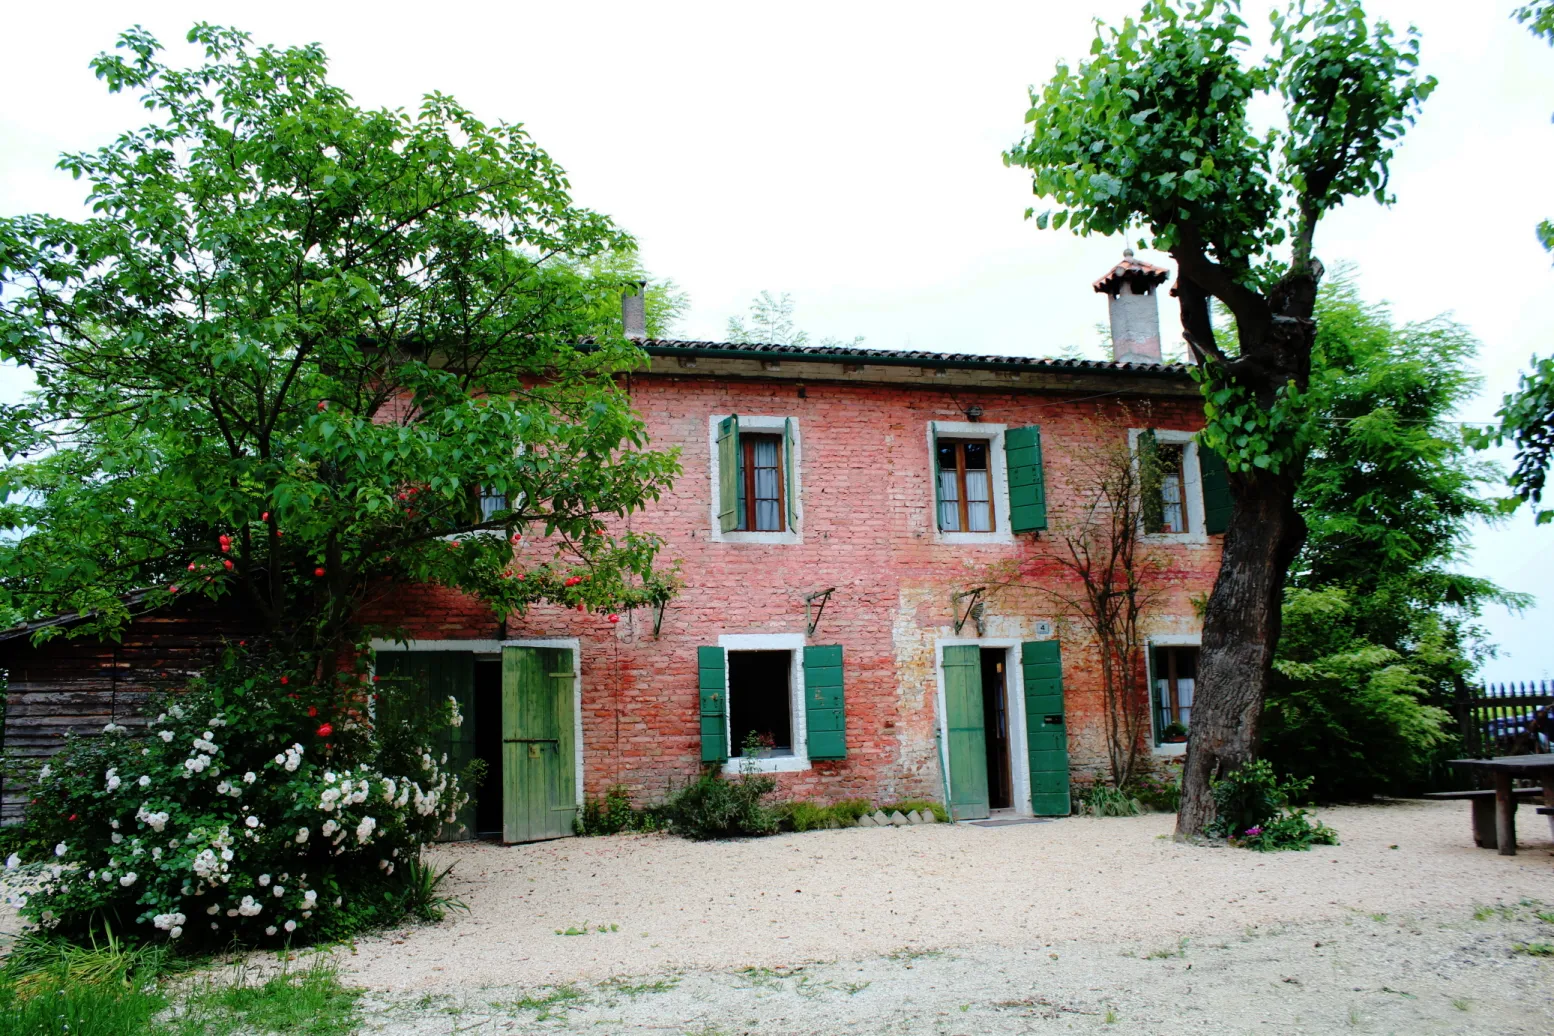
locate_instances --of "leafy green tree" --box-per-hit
[725,290,864,348]
[1263,275,1525,798]
[1479,4,1554,517]
[0,25,681,660]
[1005,0,1435,834]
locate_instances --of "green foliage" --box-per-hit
[663,770,778,841]
[877,800,949,823]
[398,855,467,924]
[0,928,170,1036]
[1205,759,1338,851]
[1126,763,1182,813]
[1081,784,1143,817]
[0,25,680,653]
[1264,275,1523,799]
[725,291,864,349]
[172,964,362,1036]
[824,799,876,824]
[774,801,832,832]
[0,651,465,948]
[574,786,661,836]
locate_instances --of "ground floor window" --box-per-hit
[728,650,794,756]
[1152,645,1197,742]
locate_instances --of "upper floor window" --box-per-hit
[736,433,786,532]
[936,438,994,532]
[1152,443,1188,534]
[1131,428,1231,539]
[711,414,801,543]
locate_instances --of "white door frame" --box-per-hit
[933,637,1031,816]
[369,637,584,808]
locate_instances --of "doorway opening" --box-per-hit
[728,650,793,756]
[473,658,503,838]
[980,647,1013,809]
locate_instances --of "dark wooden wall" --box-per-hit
[0,603,257,823]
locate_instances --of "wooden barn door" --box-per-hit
[501,646,577,843]
[372,651,477,840]
[1022,640,1071,816]
[942,645,990,820]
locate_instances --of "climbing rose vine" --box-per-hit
[1,653,465,945]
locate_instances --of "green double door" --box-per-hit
[376,646,576,844]
[941,641,1071,819]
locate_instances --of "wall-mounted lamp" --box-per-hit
[964,404,984,422]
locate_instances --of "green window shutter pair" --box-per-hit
[1020,640,1071,816]
[696,645,846,763]
[1197,443,1231,534]
[716,415,740,533]
[1004,425,1047,532]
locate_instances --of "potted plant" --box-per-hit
[1160,721,1189,744]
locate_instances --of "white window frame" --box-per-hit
[928,421,1014,545]
[1127,428,1208,545]
[718,632,810,775]
[707,415,803,545]
[1146,633,1201,757]
[368,637,585,806]
[932,637,1034,815]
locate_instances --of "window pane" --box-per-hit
[1158,445,1186,533]
[965,470,991,531]
[963,441,988,471]
[728,650,794,755]
[751,437,781,531]
[938,471,961,530]
[1176,677,1194,710]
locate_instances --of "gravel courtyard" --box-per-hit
[331,799,1554,1034]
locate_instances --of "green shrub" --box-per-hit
[775,801,832,832]
[575,786,660,836]
[825,799,874,825]
[664,770,778,841]
[1127,763,1182,813]
[0,651,466,948]
[1081,783,1143,817]
[1206,759,1339,851]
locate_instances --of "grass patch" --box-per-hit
[1512,942,1554,957]
[599,976,678,997]
[503,984,586,1020]
[171,964,362,1035]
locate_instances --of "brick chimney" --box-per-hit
[621,282,647,340]
[1092,249,1170,364]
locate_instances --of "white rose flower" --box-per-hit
[220,848,234,862]
[160,730,175,743]
[284,920,297,933]
[265,926,277,936]
[302,890,318,907]
[206,905,219,915]
[170,926,182,939]
[138,775,151,788]
[238,896,262,917]
[5,854,17,870]
[245,816,259,829]
[258,874,271,886]
[294,828,309,844]
[355,816,376,843]
[226,908,237,917]
[243,772,256,784]
[111,833,123,844]
[151,847,161,860]
[273,886,284,898]
[38,765,51,779]
[321,820,337,837]
[54,843,67,858]
[119,872,137,887]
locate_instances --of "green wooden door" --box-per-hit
[501,646,577,843]
[373,651,476,840]
[1022,640,1071,815]
[942,645,990,820]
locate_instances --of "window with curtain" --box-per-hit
[1156,444,1188,533]
[937,438,993,532]
[1152,645,1197,739]
[735,433,785,532]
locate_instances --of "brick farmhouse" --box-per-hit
[0,253,1224,837]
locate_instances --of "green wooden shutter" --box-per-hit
[784,417,797,531]
[374,651,477,839]
[930,422,945,530]
[697,646,728,763]
[803,645,846,760]
[1198,443,1231,534]
[1004,426,1047,533]
[1021,640,1071,816]
[1138,428,1164,533]
[942,645,989,820]
[717,415,740,533]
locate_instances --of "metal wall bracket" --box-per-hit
[805,587,837,637]
[952,587,987,635]
[653,599,667,638]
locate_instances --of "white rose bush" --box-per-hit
[2,654,466,946]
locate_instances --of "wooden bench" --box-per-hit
[1423,788,1544,849]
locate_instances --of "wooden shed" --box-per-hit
[0,594,258,822]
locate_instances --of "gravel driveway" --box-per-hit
[328,799,1554,1033]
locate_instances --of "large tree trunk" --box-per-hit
[1174,466,1306,835]
[1172,263,1319,838]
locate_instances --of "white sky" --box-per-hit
[1,1,1551,681]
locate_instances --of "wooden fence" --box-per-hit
[1451,681,1553,758]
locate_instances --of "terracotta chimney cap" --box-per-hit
[1093,250,1170,295]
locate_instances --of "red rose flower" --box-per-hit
[608,614,620,624]
[316,723,333,737]
[314,567,326,577]
[261,511,269,521]
[187,563,197,571]
[317,401,327,411]
[279,675,289,685]
[307,706,318,718]
[68,814,77,821]
[223,559,234,571]
[167,584,179,593]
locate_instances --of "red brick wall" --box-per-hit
[357,374,1220,808]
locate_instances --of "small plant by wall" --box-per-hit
[1205,760,1339,851]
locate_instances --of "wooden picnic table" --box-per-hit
[1448,755,1554,856]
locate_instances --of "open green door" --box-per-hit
[942,645,990,820]
[1022,640,1071,815]
[373,651,476,840]
[501,646,577,843]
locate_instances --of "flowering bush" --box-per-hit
[1205,759,1339,852]
[1,652,466,946]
